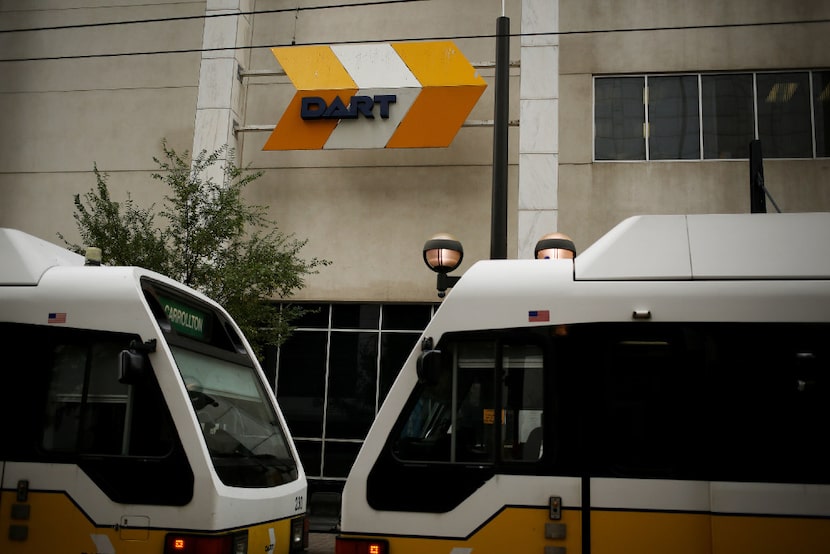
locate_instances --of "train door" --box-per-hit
[568,322,830,554]
[565,323,713,554]
[703,324,830,554]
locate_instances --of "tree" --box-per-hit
[60,140,329,357]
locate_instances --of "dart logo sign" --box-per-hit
[263,41,487,150]
[300,94,397,120]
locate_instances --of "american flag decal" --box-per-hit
[48,312,67,324]
[528,310,550,322]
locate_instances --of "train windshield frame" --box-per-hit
[171,345,298,487]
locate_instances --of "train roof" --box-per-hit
[574,213,830,280]
[0,228,85,286]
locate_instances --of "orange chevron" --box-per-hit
[263,90,357,150]
[386,85,485,148]
[387,42,486,148]
[392,41,486,88]
[264,46,357,150]
[271,45,357,90]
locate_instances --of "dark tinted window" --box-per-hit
[326,332,378,439]
[277,331,327,437]
[0,323,193,505]
[815,71,830,157]
[702,74,755,159]
[595,77,646,160]
[649,75,700,160]
[323,441,363,478]
[380,333,421,405]
[275,303,433,481]
[332,304,379,329]
[382,304,434,330]
[757,72,812,158]
[291,304,330,328]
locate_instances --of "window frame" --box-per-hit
[275,302,438,482]
[594,70,828,161]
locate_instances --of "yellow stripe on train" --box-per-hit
[345,506,830,554]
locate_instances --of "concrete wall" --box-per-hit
[558,0,830,251]
[0,0,204,245]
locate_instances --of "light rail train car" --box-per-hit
[0,228,308,554]
[337,213,830,554]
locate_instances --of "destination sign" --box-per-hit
[158,295,208,340]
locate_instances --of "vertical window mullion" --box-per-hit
[320,304,332,477]
[495,342,505,464]
[644,76,650,160]
[375,306,383,415]
[809,71,818,158]
[76,343,94,452]
[450,348,459,463]
[752,72,760,140]
[698,74,704,160]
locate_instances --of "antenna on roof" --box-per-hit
[749,140,782,214]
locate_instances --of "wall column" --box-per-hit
[192,0,253,184]
[518,0,559,259]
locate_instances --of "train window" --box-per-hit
[1,323,195,505]
[566,322,830,484]
[43,341,131,454]
[371,333,546,513]
[393,338,544,465]
[501,344,544,462]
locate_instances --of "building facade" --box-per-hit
[2,0,829,506]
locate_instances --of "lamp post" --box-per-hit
[491,14,509,260]
[423,13,510,298]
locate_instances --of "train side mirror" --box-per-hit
[417,349,442,385]
[118,339,157,384]
[119,350,147,384]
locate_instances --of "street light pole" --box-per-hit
[490,15,509,260]
[423,14,510,297]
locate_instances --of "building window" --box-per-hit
[649,75,701,160]
[274,303,437,483]
[701,74,754,159]
[595,70,828,161]
[595,77,645,160]
[757,72,813,158]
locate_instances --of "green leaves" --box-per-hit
[60,140,330,358]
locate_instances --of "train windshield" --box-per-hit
[171,346,298,488]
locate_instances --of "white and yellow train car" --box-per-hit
[337,213,830,554]
[0,228,308,554]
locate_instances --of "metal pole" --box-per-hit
[491,16,509,260]
[749,140,766,214]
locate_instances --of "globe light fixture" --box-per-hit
[534,232,576,260]
[423,233,464,298]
